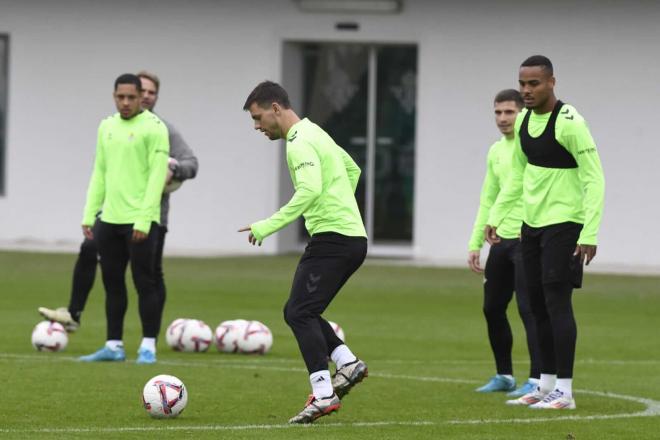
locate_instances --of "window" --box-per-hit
[0,35,8,195]
[284,42,417,247]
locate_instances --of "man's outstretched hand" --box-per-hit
[238,226,261,246]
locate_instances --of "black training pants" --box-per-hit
[95,221,162,340]
[483,238,541,378]
[68,219,101,321]
[284,233,367,374]
[521,222,583,379]
[68,222,168,336]
[154,225,168,336]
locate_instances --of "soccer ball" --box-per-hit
[237,320,273,354]
[164,179,183,193]
[31,321,68,352]
[178,319,213,352]
[164,158,183,193]
[214,319,248,353]
[142,374,188,418]
[328,320,345,342]
[165,318,188,351]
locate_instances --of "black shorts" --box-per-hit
[521,222,584,288]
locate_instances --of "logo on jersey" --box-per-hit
[294,161,315,171]
[577,147,596,155]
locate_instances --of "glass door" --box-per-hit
[285,42,417,249]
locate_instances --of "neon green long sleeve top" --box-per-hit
[251,118,367,242]
[82,110,170,234]
[468,136,523,251]
[487,104,605,245]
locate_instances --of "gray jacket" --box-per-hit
[161,118,199,227]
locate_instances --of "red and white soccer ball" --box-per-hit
[328,320,345,342]
[178,319,213,352]
[31,321,68,352]
[142,374,188,418]
[165,318,188,351]
[214,319,249,353]
[237,320,273,354]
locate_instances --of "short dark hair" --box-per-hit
[494,89,524,108]
[114,73,142,92]
[243,81,291,110]
[520,55,554,75]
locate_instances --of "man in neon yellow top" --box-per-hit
[78,73,170,365]
[240,81,368,424]
[468,89,540,398]
[486,56,605,410]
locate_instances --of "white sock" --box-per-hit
[139,337,156,353]
[528,377,540,385]
[310,370,333,399]
[500,374,514,381]
[539,374,557,394]
[555,378,573,398]
[105,340,123,351]
[330,344,357,369]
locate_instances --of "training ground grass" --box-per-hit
[1,251,659,439]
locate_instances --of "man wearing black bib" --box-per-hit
[485,55,605,410]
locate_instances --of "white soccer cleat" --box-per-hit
[529,389,576,410]
[288,394,341,424]
[38,307,79,332]
[332,359,368,399]
[505,387,548,406]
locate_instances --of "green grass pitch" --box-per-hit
[1,251,659,439]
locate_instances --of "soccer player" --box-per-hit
[240,81,368,424]
[469,89,541,397]
[38,72,198,339]
[77,73,170,364]
[486,55,605,409]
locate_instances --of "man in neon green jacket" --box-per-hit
[241,81,368,424]
[78,73,170,365]
[469,89,540,397]
[486,56,605,410]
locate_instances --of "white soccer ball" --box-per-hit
[164,158,183,193]
[214,319,249,353]
[142,374,188,418]
[178,319,213,352]
[237,320,273,355]
[328,320,345,342]
[164,179,183,194]
[165,318,188,351]
[31,321,68,352]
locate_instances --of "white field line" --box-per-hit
[0,421,436,434]
[2,353,660,430]
[3,352,660,366]
[448,389,660,425]
[0,353,476,384]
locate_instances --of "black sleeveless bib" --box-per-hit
[519,100,577,169]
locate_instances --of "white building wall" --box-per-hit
[0,0,658,270]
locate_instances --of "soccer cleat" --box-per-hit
[507,380,539,397]
[38,307,79,332]
[506,387,548,406]
[529,389,576,410]
[288,394,341,424]
[475,374,516,393]
[136,348,157,364]
[332,359,368,399]
[78,346,126,362]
